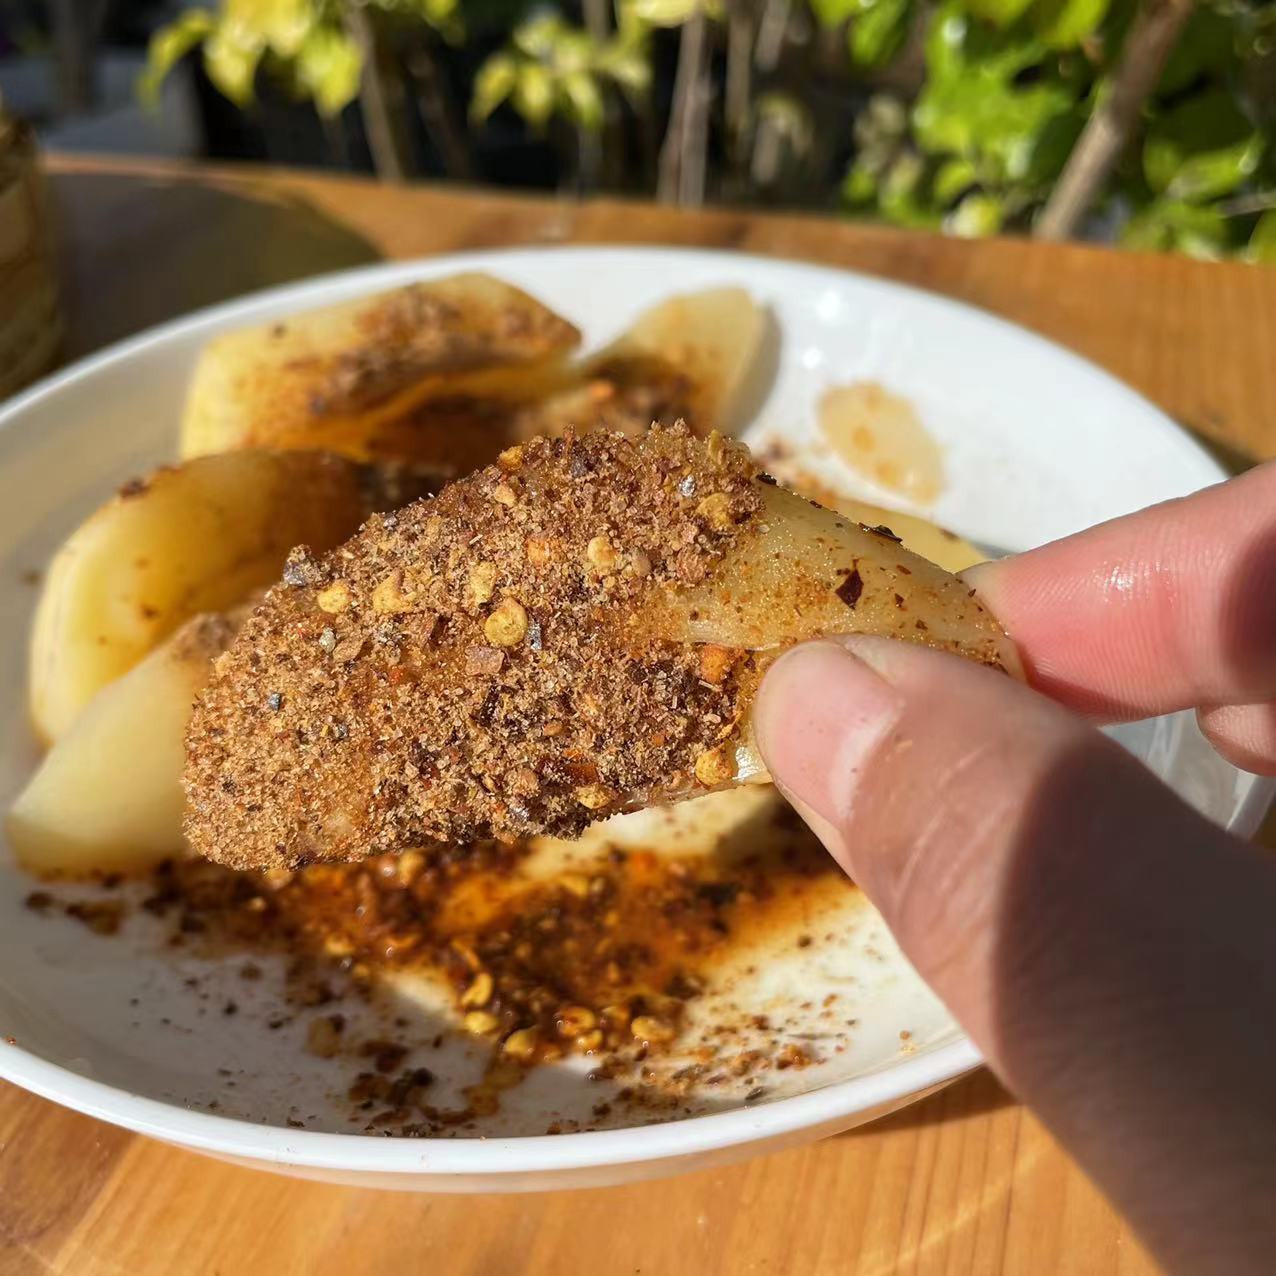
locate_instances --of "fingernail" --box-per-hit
[754,640,904,830]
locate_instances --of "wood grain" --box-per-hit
[5,154,1274,1275]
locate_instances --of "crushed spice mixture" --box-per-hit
[29,797,843,1135]
[185,424,766,871]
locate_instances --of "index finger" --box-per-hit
[965,460,1276,721]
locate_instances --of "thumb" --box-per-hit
[754,636,1276,1274]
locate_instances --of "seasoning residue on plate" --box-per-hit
[26,788,864,1135]
[818,382,945,504]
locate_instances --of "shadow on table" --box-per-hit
[836,1066,1016,1139]
[48,171,382,358]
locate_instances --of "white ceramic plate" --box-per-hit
[1,247,1269,1192]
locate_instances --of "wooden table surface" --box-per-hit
[4,154,1275,1276]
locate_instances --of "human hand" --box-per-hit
[755,459,1276,1276]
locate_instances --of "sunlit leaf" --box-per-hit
[810,0,860,26]
[1121,199,1229,258]
[1029,0,1108,49]
[596,42,651,95]
[964,0,1034,28]
[138,9,215,108]
[946,191,1004,235]
[1144,90,1263,201]
[756,91,814,149]
[626,0,704,27]
[842,162,879,204]
[851,0,914,67]
[471,51,519,122]
[513,61,555,128]
[514,13,566,58]
[1121,207,1172,252]
[914,72,1072,181]
[933,156,977,202]
[1246,211,1276,265]
[203,24,262,105]
[555,29,596,72]
[880,160,944,227]
[415,0,460,28]
[224,0,311,58]
[294,26,361,116]
[562,70,604,130]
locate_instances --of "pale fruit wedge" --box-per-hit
[30,450,435,743]
[585,286,769,433]
[178,273,580,461]
[184,426,1015,870]
[178,284,766,475]
[10,614,237,874]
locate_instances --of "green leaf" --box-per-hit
[933,156,977,202]
[294,26,361,116]
[625,0,704,27]
[513,62,555,128]
[561,70,604,131]
[914,73,1072,181]
[946,191,1004,235]
[924,2,1047,84]
[414,0,461,29]
[964,0,1035,29]
[596,41,651,95]
[471,52,519,122]
[1143,90,1263,202]
[224,0,312,58]
[554,29,596,73]
[841,161,879,205]
[514,13,566,58]
[1029,0,1108,49]
[811,0,859,26]
[1158,6,1236,96]
[1121,207,1172,253]
[1247,211,1276,265]
[1022,107,1084,185]
[1122,199,1229,259]
[850,0,914,67]
[203,25,262,106]
[138,9,215,108]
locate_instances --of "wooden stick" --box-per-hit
[1035,0,1194,241]
[408,44,472,180]
[658,10,710,205]
[346,8,415,183]
[725,0,754,175]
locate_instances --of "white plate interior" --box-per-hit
[0,247,1268,1186]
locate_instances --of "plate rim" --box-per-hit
[2,243,1270,1176]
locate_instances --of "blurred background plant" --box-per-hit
[1,0,1272,258]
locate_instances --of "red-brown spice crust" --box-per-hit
[184,425,763,870]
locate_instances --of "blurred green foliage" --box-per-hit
[141,0,1276,259]
[834,0,1276,258]
[470,9,650,131]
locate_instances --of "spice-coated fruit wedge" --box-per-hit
[178,273,582,463]
[29,450,437,744]
[184,425,1017,871]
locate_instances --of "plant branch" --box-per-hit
[754,0,791,75]
[346,7,415,183]
[49,0,104,116]
[408,43,472,180]
[1218,190,1276,217]
[583,0,612,43]
[725,0,754,175]
[1035,0,1194,241]
[658,9,711,205]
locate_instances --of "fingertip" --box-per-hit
[755,639,905,833]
